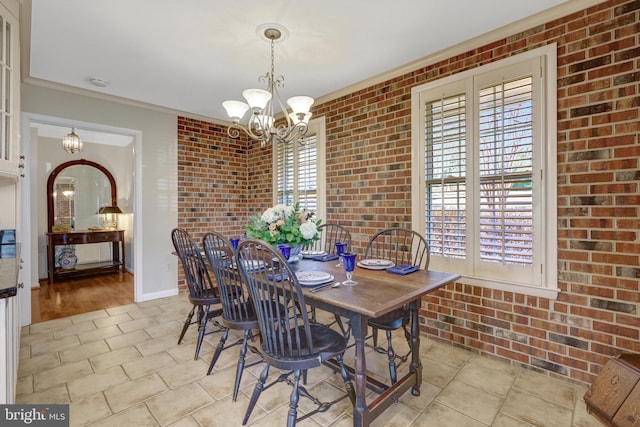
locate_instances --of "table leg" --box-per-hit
[351,313,368,427]
[409,301,422,396]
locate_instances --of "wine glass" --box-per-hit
[335,242,346,267]
[342,252,358,286]
[230,238,240,250]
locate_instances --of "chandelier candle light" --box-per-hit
[223,25,314,148]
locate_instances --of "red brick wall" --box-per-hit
[179,0,639,384]
[176,117,250,288]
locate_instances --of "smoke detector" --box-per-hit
[89,77,109,87]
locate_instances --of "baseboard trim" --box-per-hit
[138,287,179,302]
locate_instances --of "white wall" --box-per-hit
[21,83,180,301]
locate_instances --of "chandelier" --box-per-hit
[222,26,314,148]
[62,128,83,154]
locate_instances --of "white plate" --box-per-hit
[296,270,334,286]
[231,259,267,271]
[274,255,302,263]
[300,250,325,257]
[357,259,395,270]
[207,250,226,259]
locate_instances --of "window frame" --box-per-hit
[411,44,558,299]
[272,116,326,221]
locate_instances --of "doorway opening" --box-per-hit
[21,113,141,325]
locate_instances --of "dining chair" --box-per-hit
[202,231,262,401]
[364,227,430,384]
[306,223,352,254]
[305,223,352,328]
[236,239,355,427]
[171,228,223,360]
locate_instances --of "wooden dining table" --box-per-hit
[294,258,460,427]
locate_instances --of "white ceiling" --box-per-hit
[26,0,583,126]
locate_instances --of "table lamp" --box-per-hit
[98,206,123,229]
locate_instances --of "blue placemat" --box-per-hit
[309,254,339,262]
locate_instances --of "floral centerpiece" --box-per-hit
[244,202,321,250]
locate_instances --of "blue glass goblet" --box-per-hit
[335,242,347,267]
[277,244,291,261]
[230,238,240,250]
[342,252,358,286]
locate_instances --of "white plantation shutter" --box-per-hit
[424,93,467,259]
[274,118,326,220]
[478,77,533,266]
[276,140,295,206]
[413,46,557,296]
[276,134,317,210]
[297,135,318,212]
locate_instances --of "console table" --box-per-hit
[46,230,125,284]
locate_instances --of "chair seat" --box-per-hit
[305,324,348,359]
[189,288,220,306]
[368,308,409,330]
[262,324,347,371]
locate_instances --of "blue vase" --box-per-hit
[289,244,302,262]
[58,247,78,269]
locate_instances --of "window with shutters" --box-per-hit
[274,117,326,220]
[412,45,558,298]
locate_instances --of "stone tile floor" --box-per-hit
[17,294,604,426]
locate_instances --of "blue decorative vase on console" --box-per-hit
[58,246,78,270]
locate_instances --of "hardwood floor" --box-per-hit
[31,272,134,324]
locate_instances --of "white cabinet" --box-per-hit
[0,0,19,177]
[0,292,19,403]
[0,180,19,404]
[0,0,19,404]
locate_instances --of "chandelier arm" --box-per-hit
[226,122,265,142]
[273,121,309,144]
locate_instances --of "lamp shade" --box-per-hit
[222,100,250,122]
[242,88,272,110]
[287,96,314,115]
[97,206,123,215]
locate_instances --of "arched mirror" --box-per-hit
[47,160,117,232]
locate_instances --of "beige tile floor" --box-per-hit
[17,293,604,427]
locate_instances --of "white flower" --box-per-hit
[261,208,278,224]
[300,222,318,239]
[282,205,294,218]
